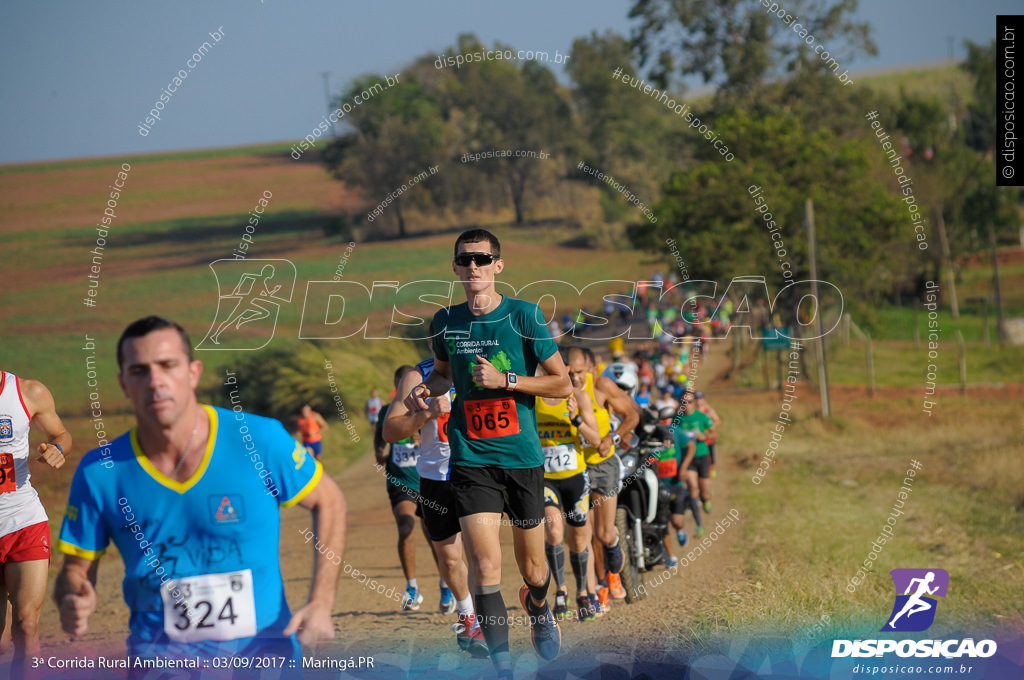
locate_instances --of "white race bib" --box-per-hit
[391,443,420,468]
[543,444,578,474]
[161,569,257,643]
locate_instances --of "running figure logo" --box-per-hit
[881,568,949,632]
[197,259,296,351]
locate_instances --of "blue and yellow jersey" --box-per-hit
[58,404,322,660]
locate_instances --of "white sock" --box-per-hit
[407,578,418,590]
[608,536,619,548]
[457,596,474,617]
[440,578,448,590]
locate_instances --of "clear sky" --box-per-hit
[0,0,1012,164]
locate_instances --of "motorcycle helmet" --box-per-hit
[601,362,638,398]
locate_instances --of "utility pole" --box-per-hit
[989,222,1006,343]
[320,72,336,138]
[805,199,832,417]
[935,207,959,318]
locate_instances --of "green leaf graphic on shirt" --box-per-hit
[468,351,513,390]
[491,351,513,373]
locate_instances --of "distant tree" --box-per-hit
[433,34,574,224]
[961,39,996,153]
[322,74,445,238]
[630,108,913,323]
[566,30,679,215]
[628,0,876,95]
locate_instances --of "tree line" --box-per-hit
[321,0,1017,326]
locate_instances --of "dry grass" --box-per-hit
[699,388,1024,643]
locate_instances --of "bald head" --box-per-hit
[566,347,588,388]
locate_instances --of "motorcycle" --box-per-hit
[613,404,676,603]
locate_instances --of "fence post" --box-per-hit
[957,330,967,396]
[983,299,991,348]
[914,302,920,350]
[733,332,741,374]
[866,333,875,398]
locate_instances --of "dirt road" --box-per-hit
[26,348,744,678]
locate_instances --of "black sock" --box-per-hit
[545,542,566,592]
[475,590,510,666]
[569,548,589,595]
[690,496,703,527]
[526,571,551,613]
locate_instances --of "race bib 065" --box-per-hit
[464,398,520,439]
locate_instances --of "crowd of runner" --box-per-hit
[0,229,725,680]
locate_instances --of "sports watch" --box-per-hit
[505,372,518,391]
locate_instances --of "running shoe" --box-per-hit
[439,586,456,615]
[402,586,423,611]
[668,555,679,568]
[605,542,625,574]
[703,499,712,513]
[519,584,561,660]
[553,591,570,620]
[589,592,608,616]
[576,595,597,622]
[596,585,611,613]
[677,529,688,547]
[695,525,706,537]
[608,572,626,600]
[453,613,489,658]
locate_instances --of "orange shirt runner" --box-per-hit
[297,416,322,443]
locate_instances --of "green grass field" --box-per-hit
[685,390,1023,649]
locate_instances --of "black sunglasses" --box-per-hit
[454,253,498,267]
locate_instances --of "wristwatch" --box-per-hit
[611,432,622,448]
[505,372,518,391]
[570,414,584,427]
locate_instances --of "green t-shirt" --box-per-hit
[672,410,714,458]
[376,403,421,491]
[432,295,558,468]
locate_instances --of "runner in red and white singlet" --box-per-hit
[0,370,71,675]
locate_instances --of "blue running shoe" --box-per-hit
[402,586,423,611]
[677,529,688,547]
[520,584,561,660]
[439,586,456,614]
[605,542,625,574]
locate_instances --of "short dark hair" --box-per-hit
[394,364,416,387]
[454,228,501,259]
[117,316,194,371]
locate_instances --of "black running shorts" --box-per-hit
[666,482,689,515]
[543,471,590,528]
[418,478,461,541]
[450,464,545,530]
[387,483,423,517]
[688,455,710,479]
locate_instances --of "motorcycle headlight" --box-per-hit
[621,453,637,474]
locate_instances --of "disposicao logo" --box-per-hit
[831,568,997,659]
[882,568,948,632]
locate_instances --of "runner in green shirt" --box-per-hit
[406,229,571,678]
[672,390,717,537]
